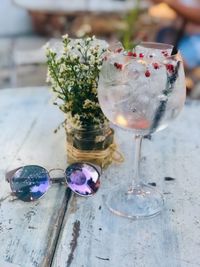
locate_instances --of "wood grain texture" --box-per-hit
[52,101,200,267]
[1,88,200,267]
[0,87,69,267]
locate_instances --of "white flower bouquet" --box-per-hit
[46,35,116,168]
[46,35,108,130]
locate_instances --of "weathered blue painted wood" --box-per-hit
[0,87,69,267]
[1,88,200,267]
[52,101,200,267]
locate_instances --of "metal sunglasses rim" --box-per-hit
[65,162,101,197]
[7,165,51,202]
[6,162,101,201]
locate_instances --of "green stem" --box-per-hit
[48,55,65,95]
[122,0,140,50]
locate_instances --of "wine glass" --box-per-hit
[98,42,186,219]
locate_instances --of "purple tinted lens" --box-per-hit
[10,165,50,201]
[65,163,100,196]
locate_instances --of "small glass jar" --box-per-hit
[66,121,115,168]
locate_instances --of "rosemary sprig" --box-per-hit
[150,61,180,133]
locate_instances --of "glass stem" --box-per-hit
[130,134,143,192]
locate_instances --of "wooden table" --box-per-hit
[0,87,200,267]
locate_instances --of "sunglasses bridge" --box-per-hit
[48,168,66,184]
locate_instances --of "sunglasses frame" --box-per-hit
[5,162,101,201]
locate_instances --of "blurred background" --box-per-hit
[0,0,200,97]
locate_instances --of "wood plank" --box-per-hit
[52,101,200,267]
[0,87,70,267]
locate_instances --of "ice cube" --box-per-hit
[108,41,124,53]
[135,42,173,61]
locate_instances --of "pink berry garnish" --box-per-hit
[115,48,123,53]
[133,52,137,57]
[114,62,118,68]
[153,62,159,69]
[145,70,151,77]
[114,62,123,70]
[139,53,144,58]
[166,64,174,73]
[162,50,169,57]
[127,51,134,56]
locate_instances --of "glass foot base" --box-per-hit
[104,184,164,220]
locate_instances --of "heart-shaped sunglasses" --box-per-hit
[5,162,101,201]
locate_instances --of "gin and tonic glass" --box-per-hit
[98,42,186,219]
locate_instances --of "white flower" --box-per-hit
[43,42,50,50]
[74,114,80,120]
[60,64,66,73]
[83,65,89,71]
[62,33,69,39]
[64,45,71,53]
[45,47,54,55]
[83,99,96,109]
[59,78,65,83]
[69,54,78,61]
[77,44,82,50]
[46,70,51,82]
[74,66,80,73]
[89,55,96,64]
[86,37,92,42]
[89,47,95,54]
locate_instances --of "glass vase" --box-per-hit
[66,121,115,168]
